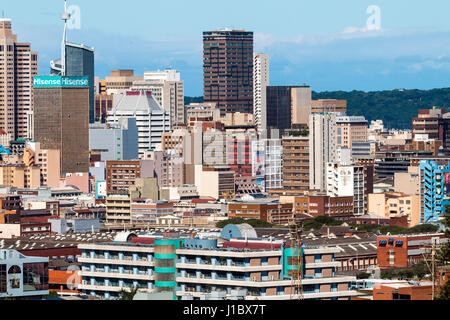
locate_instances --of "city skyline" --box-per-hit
[3,0,450,95]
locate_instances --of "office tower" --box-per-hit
[336,116,368,149]
[33,76,90,174]
[132,70,185,127]
[310,113,337,191]
[253,53,269,132]
[311,99,347,114]
[0,19,38,140]
[282,135,309,192]
[266,86,311,133]
[203,29,253,115]
[107,90,170,157]
[50,42,95,124]
[105,70,143,95]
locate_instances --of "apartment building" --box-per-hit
[252,138,283,192]
[368,192,421,227]
[310,113,337,191]
[78,234,357,300]
[419,159,450,223]
[131,199,174,224]
[228,200,294,225]
[282,135,309,192]
[105,160,141,193]
[0,19,38,141]
[106,191,131,224]
[253,53,269,132]
[336,116,368,149]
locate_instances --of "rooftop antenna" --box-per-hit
[61,0,71,76]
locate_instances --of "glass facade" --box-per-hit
[23,263,49,292]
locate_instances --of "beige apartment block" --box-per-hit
[105,70,143,95]
[368,192,420,227]
[0,164,40,189]
[394,166,420,195]
[336,116,368,149]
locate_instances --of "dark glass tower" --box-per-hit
[50,42,95,123]
[203,29,253,115]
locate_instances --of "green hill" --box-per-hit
[186,87,450,129]
[312,88,450,129]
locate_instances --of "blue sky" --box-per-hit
[5,0,450,95]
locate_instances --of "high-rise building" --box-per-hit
[132,72,185,128]
[252,138,283,192]
[336,116,368,149]
[266,86,311,132]
[309,113,337,191]
[203,29,253,115]
[50,42,95,123]
[0,19,38,140]
[107,90,170,157]
[33,76,90,174]
[253,53,269,132]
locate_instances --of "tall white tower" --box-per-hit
[309,113,338,191]
[253,53,269,133]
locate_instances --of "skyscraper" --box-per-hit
[309,113,337,191]
[33,76,90,174]
[203,29,253,115]
[266,86,311,133]
[253,53,269,133]
[50,2,95,123]
[0,19,38,141]
[50,42,95,124]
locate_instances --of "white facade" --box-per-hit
[107,90,170,158]
[0,250,49,298]
[252,139,282,192]
[253,53,269,132]
[144,69,181,82]
[309,113,337,191]
[326,163,366,216]
[132,80,185,128]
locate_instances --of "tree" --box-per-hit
[380,271,394,280]
[119,287,140,300]
[436,206,450,300]
[356,272,371,280]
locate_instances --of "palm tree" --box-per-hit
[119,286,140,300]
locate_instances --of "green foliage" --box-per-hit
[119,287,140,301]
[380,271,394,280]
[350,223,439,235]
[437,281,450,300]
[312,89,450,129]
[356,272,372,280]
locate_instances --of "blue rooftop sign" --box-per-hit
[33,76,89,88]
